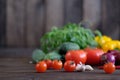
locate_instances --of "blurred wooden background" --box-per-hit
[0,0,120,48]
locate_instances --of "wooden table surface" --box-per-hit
[0,48,120,80]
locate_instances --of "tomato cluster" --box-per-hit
[36,59,63,72]
[65,48,104,65]
[35,59,77,72]
[35,48,117,74]
[35,50,88,73]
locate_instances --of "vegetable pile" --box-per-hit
[35,59,94,73]
[31,23,120,74]
[40,23,98,53]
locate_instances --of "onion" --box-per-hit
[113,51,120,65]
[100,53,115,64]
[107,50,120,65]
[108,50,119,55]
[107,50,116,55]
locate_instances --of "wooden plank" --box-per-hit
[45,0,64,32]
[64,0,83,24]
[101,0,120,39]
[26,0,45,47]
[83,0,101,30]
[0,0,6,47]
[0,58,120,80]
[0,48,34,58]
[6,0,27,47]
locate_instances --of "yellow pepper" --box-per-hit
[95,35,120,52]
[102,41,116,52]
[95,35,112,47]
[117,41,120,49]
[113,40,120,49]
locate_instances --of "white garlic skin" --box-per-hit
[75,62,94,72]
[85,65,94,71]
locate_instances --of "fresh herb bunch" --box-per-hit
[40,23,98,53]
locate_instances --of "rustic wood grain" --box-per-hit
[83,0,101,30]
[26,0,45,47]
[64,0,83,24]
[45,0,64,32]
[0,48,34,58]
[0,0,120,48]
[0,0,6,47]
[6,0,27,47]
[101,0,120,39]
[0,57,120,80]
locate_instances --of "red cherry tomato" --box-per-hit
[64,60,76,72]
[44,59,53,69]
[103,62,115,74]
[36,61,47,72]
[52,60,63,70]
[65,50,87,64]
[84,48,104,65]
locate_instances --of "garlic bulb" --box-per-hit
[76,62,94,71]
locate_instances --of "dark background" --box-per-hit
[0,0,120,48]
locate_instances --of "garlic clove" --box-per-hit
[76,64,86,72]
[76,62,94,72]
[76,64,82,71]
[85,65,94,71]
[81,65,86,71]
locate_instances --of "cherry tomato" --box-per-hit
[84,48,104,65]
[44,59,53,69]
[65,50,87,64]
[36,61,47,72]
[52,60,63,70]
[64,60,76,72]
[103,62,115,74]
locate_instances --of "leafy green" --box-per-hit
[58,42,80,55]
[40,23,98,53]
[32,49,46,63]
[44,50,62,60]
[94,30,102,37]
